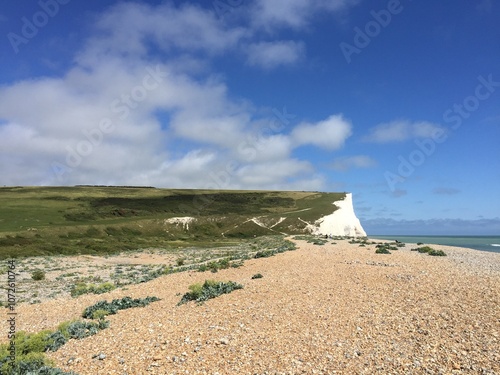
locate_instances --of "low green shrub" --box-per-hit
[197,264,209,272]
[0,321,96,374]
[31,270,46,281]
[70,282,116,297]
[66,320,107,339]
[45,331,67,352]
[11,330,54,355]
[176,258,185,266]
[411,246,446,256]
[311,240,326,245]
[82,296,160,319]
[0,351,77,375]
[375,243,395,254]
[428,249,447,256]
[230,261,244,268]
[178,280,243,305]
[416,246,433,253]
[198,258,231,273]
[89,309,111,320]
[251,273,263,279]
[254,250,274,258]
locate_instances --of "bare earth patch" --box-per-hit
[2,238,499,374]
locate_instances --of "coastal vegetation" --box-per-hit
[81,296,160,319]
[0,296,159,374]
[0,235,295,305]
[412,246,447,256]
[178,280,243,305]
[0,186,345,259]
[70,282,116,297]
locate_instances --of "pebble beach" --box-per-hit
[3,238,499,374]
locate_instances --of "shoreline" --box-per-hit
[368,235,500,254]
[368,237,500,276]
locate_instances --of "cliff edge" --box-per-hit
[311,193,367,237]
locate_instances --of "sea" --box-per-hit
[369,235,500,254]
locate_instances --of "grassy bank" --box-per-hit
[0,186,344,259]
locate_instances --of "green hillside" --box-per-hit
[0,186,345,259]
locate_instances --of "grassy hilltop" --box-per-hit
[0,186,345,259]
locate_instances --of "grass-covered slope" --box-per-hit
[0,186,345,258]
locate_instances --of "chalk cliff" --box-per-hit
[311,193,366,237]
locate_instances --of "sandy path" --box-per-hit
[2,239,499,374]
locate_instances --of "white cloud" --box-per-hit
[250,0,358,30]
[246,41,305,69]
[236,159,312,187]
[292,115,352,150]
[236,134,293,163]
[77,2,247,67]
[331,155,377,171]
[363,120,445,143]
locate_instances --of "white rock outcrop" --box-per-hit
[311,193,366,237]
[164,217,195,230]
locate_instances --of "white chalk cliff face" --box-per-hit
[312,193,367,237]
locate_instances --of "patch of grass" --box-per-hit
[428,249,447,256]
[89,309,111,320]
[311,239,327,245]
[198,258,232,273]
[31,270,46,281]
[254,250,275,258]
[178,280,243,305]
[70,282,116,297]
[176,257,186,266]
[411,246,447,256]
[375,243,398,254]
[413,246,433,253]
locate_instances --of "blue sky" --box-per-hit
[0,0,499,235]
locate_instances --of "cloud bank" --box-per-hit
[0,1,360,189]
[363,120,445,143]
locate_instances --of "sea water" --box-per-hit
[369,235,500,253]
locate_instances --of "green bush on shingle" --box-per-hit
[82,296,160,319]
[178,280,243,305]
